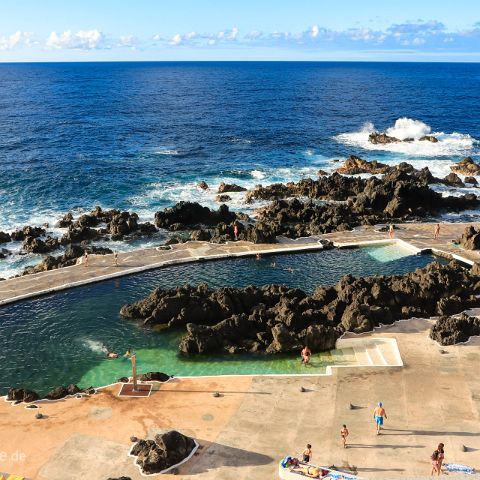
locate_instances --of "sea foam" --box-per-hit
[336,118,476,157]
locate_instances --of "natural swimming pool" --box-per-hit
[0,244,441,395]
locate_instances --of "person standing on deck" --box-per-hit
[302,444,312,463]
[340,424,349,448]
[114,250,119,267]
[434,223,440,240]
[373,401,387,435]
[84,250,89,267]
[233,224,238,241]
[388,224,394,239]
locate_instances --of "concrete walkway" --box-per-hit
[0,222,478,306]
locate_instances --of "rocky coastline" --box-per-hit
[1,156,480,280]
[120,261,480,356]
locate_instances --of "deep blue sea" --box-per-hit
[0,61,480,276]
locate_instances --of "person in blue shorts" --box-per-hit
[373,401,387,435]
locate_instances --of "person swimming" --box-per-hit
[102,344,119,358]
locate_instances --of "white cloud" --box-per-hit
[169,33,183,46]
[46,30,107,50]
[0,31,33,50]
[310,25,320,39]
[118,35,138,48]
[245,30,262,40]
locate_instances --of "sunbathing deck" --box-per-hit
[1,318,480,479]
[0,221,478,306]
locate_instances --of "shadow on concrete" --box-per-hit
[348,443,425,449]
[357,467,405,473]
[187,441,274,474]
[382,428,480,437]
[154,389,272,395]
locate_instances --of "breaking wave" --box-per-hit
[336,118,476,157]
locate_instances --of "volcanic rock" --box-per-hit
[368,132,400,144]
[56,212,73,228]
[457,226,480,250]
[11,226,45,241]
[198,181,209,190]
[0,231,11,243]
[335,155,390,175]
[419,135,438,142]
[464,176,478,185]
[430,313,480,345]
[154,202,237,230]
[451,157,480,176]
[443,172,465,187]
[216,194,232,202]
[138,372,171,382]
[7,388,40,403]
[217,182,247,193]
[130,431,196,475]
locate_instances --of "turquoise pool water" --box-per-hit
[0,247,439,395]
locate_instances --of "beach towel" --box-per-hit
[444,463,475,474]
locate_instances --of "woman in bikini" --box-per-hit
[340,424,349,448]
[437,443,445,475]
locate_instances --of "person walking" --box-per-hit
[340,424,349,448]
[434,223,440,240]
[373,401,387,435]
[302,444,312,463]
[114,250,119,267]
[388,224,394,239]
[233,224,239,241]
[436,443,445,475]
[84,250,89,267]
[431,448,440,476]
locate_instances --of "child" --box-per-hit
[340,424,349,448]
[302,444,312,463]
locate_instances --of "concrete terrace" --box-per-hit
[0,221,479,306]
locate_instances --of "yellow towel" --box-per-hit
[7,475,25,480]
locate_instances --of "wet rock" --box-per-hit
[317,170,328,176]
[451,157,480,176]
[130,430,196,475]
[22,235,60,254]
[0,231,11,243]
[45,386,69,400]
[7,387,40,403]
[56,212,73,228]
[217,182,247,193]
[198,181,209,190]
[22,245,84,275]
[443,172,465,188]
[368,132,400,144]
[335,155,389,175]
[62,225,100,243]
[419,135,438,143]
[430,313,480,345]
[216,194,232,202]
[11,226,46,241]
[464,176,478,185]
[118,377,130,383]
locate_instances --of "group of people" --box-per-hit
[387,223,442,240]
[301,401,447,476]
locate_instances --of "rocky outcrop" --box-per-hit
[45,384,81,400]
[430,313,480,345]
[22,245,84,275]
[154,202,237,230]
[22,235,60,254]
[0,231,11,243]
[368,132,400,144]
[443,172,465,188]
[217,182,247,193]
[451,157,480,176]
[198,181,209,190]
[7,388,40,403]
[419,135,438,143]
[130,430,196,475]
[56,212,73,228]
[464,176,478,185]
[10,226,45,241]
[121,261,480,356]
[216,194,232,202]
[457,226,480,250]
[138,372,171,382]
[335,155,390,175]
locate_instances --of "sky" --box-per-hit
[0,0,480,62]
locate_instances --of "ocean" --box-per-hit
[0,61,479,277]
